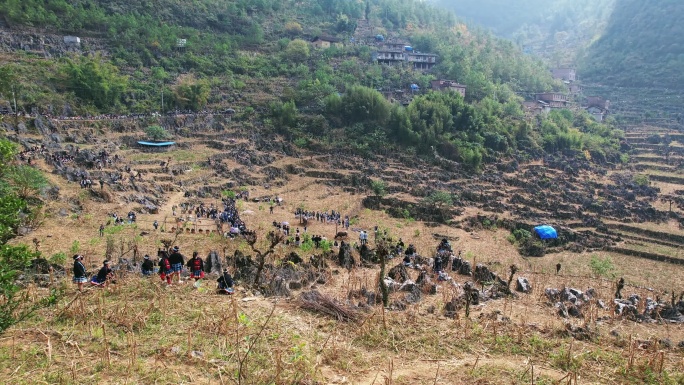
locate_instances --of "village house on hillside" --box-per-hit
[311,35,343,49]
[522,100,551,116]
[407,51,437,70]
[551,68,576,82]
[585,96,610,121]
[535,92,568,109]
[373,39,437,70]
[430,80,466,97]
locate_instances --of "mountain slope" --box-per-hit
[0,0,624,169]
[431,0,614,64]
[579,0,684,89]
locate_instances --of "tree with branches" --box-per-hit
[242,230,284,286]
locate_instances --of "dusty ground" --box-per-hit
[3,122,684,384]
[4,161,684,385]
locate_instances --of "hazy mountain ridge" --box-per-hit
[579,0,684,89]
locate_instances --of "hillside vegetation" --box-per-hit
[0,0,624,168]
[431,0,614,63]
[579,0,684,89]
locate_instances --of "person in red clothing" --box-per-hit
[186,251,205,282]
[158,251,172,285]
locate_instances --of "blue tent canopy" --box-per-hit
[137,141,176,147]
[534,225,557,240]
[410,84,420,90]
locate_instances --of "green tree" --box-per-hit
[5,165,48,202]
[270,100,298,132]
[589,254,616,278]
[340,85,390,126]
[173,74,210,111]
[283,39,310,63]
[0,194,26,244]
[0,139,59,334]
[370,179,387,197]
[62,54,129,110]
[284,21,303,36]
[144,125,171,141]
[0,139,16,173]
[423,190,454,208]
[0,243,60,333]
[0,65,17,102]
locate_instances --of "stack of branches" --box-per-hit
[298,290,361,323]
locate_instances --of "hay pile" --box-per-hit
[298,290,361,322]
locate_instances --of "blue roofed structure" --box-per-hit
[137,141,176,152]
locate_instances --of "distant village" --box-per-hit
[311,19,611,122]
[523,67,610,122]
[2,18,610,122]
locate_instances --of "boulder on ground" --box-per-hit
[515,277,532,293]
[388,263,409,283]
[337,242,353,269]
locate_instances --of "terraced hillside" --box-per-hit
[5,114,684,384]
[11,111,684,266]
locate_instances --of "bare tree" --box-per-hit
[243,230,284,286]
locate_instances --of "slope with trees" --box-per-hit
[578,0,684,89]
[0,139,58,333]
[0,0,624,169]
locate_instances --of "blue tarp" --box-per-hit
[410,84,420,90]
[137,141,176,147]
[534,225,557,240]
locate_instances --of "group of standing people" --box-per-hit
[72,246,234,293]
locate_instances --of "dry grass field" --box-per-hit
[3,121,684,384]
[4,162,684,385]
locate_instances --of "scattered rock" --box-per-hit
[567,304,582,318]
[556,302,569,318]
[515,277,532,293]
[204,250,222,275]
[545,288,561,302]
[388,263,410,283]
[337,242,353,269]
[451,257,472,275]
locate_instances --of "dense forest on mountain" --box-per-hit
[430,0,549,38]
[0,0,624,168]
[431,0,614,64]
[578,0,684,89]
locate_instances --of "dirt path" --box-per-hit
[348,357,566,384]
[158,191,186,216]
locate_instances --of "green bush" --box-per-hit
[144,125,170,141]
[69,240,80,254]
[589,254,616,278]
[50,251,67,266]
[633,174,650,187]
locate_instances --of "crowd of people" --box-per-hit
[34,109,235,122]
[294,208,350,228]
[18,145,48,164]
[73,245,235,293]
